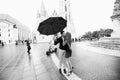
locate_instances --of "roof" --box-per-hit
[0,14,30,32]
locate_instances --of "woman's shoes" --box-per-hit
[59,67,74,76]
[63,68,67,74]
[70,70,72,74]
[65,69,73,76]
[66,71,72,76]
[66,67,73,76]
[72,66,74,69]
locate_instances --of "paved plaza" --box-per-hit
[0,42,120,80]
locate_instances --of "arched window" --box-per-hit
[65,15,67,20]
[8,29,10,32]
[65,5,67,11]
[8,34,10,37]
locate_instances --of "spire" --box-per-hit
[40,0,48,17]
[36,10,40,18]
[59,0,76,37]
[51,10,58,17]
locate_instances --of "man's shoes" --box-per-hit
[70,70,72,74]
[59,69,62,74]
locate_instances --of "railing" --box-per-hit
[91,41,120,51]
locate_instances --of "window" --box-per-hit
[8,29,10,32]
[13,24,17,28]
[65,5,67,11]
[9,40,10,43]
[8,34,10,37]
[0,33,1,37]
[65,15,67,20]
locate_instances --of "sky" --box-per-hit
[0,0,115,36]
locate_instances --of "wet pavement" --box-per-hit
[0,45,27,80]
[0,42,120,80]
[0,44,66,80]
[71,42,120,80]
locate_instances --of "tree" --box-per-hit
[92,31,100,39]
[104,29,113,37]
[99,29,105,37]
[85,31,92,40]
[81,28,113,40]
[81,31,92,40]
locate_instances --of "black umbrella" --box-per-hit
[37,17,67,35]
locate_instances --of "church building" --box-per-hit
[35,0,75,43]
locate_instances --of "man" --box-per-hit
[54,31,66,73]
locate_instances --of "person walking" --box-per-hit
[26,40,31,54]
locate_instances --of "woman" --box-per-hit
[63,32,73,75]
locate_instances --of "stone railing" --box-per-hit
[91,40,120,51]
[99,37,120,43]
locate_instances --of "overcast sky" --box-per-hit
[0,0,115,35]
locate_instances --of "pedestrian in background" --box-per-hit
[26,40,31,54]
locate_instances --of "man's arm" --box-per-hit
[54,37,60,45]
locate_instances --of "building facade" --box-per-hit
[35,0,76,43]
[0,14,31,44]
[0,21,18,44]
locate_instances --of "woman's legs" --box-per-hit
[58,50,73,75]
[65,57,73,75]
[67,58,73,71]
[66,58,70,73]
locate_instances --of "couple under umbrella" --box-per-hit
[37,17,73,76]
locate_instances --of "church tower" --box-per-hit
[51,10,58,17]
[59,0,76,37]
[37,0,48,27]
[36,0,53,42]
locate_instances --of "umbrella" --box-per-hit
[37,17,67,35]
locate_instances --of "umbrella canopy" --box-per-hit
[37,17,67,35]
